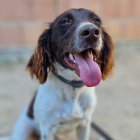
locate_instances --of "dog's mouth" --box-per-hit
[64,49,101,87]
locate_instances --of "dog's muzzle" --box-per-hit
[79,24,100,42]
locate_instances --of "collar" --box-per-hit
[52,72,84,88]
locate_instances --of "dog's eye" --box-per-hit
[92,17,101,23]
[61,19,71,25]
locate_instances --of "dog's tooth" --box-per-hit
[91,54,93,60]
[69,53,77,63]
[69,53,73,60]
[69,53,75,61]
[93,56,96,61]
[73,59,76,63]
[89,51,93,59]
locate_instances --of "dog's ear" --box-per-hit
[99,28,115,80]
[26,29,52,84]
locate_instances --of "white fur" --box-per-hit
[12,63,97,140]
[12,107,37,140]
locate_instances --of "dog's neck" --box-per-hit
[41,63,96,100]
[52,71,84,88]
[53,62,81,81]
[42,63,85,95]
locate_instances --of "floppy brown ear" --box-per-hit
[26,29,52,84]
[99,28,115,80]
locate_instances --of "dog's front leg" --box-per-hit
[39,125,55,140]
[40,134,54,140]
[76,122,90,140]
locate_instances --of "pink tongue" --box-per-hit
[74,53,101,87]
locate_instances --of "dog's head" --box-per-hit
[27,8,114,87]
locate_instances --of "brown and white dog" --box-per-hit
[12,8,114,140]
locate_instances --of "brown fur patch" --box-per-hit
[27,91,37,119]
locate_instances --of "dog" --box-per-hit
[12,8,114,140]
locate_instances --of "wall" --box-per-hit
[0,0,140,48]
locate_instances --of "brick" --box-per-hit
[0,24,24,46]
[0,0,32,20]
[70,0,102,14]
[104,20,140,41]
[22,22,47,46]
[31,0,54,21]
[57,0,71,15]
[123,21,140,40]
[0,0,140,48]
[0,22,50,47]
[0,0,55,21]
[104,21,124,41]
[101,0,120,19]
[131,0,140,17]
[100,0,133,19]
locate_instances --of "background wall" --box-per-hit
[0,0,140,48]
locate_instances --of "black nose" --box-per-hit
[80,25,100,40]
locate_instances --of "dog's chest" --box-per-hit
[36,80,96,133]
[62,100,83,118]
[57,98,86,132]
[55,88,90,132]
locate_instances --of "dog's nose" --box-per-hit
[80,25,100,40]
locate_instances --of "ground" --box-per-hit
[0,43,140,140]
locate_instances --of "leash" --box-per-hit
[91,122,114,140]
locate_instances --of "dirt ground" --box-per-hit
[0,43,140,140]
